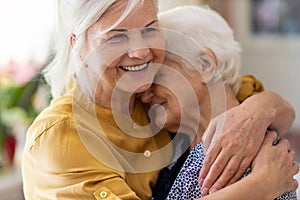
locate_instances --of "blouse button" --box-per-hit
[132,123,139,129]
[144,150,151,158]
[99,191,107,198]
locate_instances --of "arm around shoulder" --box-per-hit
[241,90,295,135]
[198,132,298,200]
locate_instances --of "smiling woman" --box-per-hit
[21,1,172,199]
[19,1,299,200]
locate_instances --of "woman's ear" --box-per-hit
[204,48,217,64]
[70,33,76,48]
[198,48,217,84]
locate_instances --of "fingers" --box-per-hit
[199,151,230,195]
[290,163,299,191]
[277,138,291,151]
[207,156,241,194]
[289,151,299,176]
[292,179,299,191]
[268,134,299,192]
[226,157,251,186]
[263,130,278,146]
[266,130,290,150]
[198,144,221,186]
[251,131,298,195]
[202,130,288,195]
[292,162,299,175]
[200,136,257,194]
[289,149,296,162]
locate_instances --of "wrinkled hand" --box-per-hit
[251,131,299,197]
[199,105,270,195]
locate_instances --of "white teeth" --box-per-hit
[121,63,148,71]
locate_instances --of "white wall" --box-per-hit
[159,1,300,195]
[240,49,300,131]
[160,0,300,132]
[232,0,300,132]
[159,0,203,11]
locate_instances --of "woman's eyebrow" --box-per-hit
[110,28,128,32]
[110,20,158,32]
[145,19,158,27]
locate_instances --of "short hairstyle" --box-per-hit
[159,5,241,94]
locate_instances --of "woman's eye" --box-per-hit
[106,33,128,44]
[141,27,159,37]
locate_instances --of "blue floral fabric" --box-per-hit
[166,143,297,200]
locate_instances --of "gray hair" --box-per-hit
[44,0,157,98]
[159,5,241,94]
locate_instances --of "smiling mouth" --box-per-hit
[119,62,149,72]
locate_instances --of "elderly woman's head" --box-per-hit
[159,5,242,94]
[141,5,242,133]
[44,0,164,104]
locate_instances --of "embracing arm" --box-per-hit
[242,90,295,136]
[199,90,295,195]
[198,132,298,200]
[198,175,274,200]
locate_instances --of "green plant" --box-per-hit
[0,72,50,166]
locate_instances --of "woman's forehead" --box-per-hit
[92,0,158,32]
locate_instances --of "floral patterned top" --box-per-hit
[166,143,297,200]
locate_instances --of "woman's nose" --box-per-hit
[127,30,151,59]
[127,47,150,59]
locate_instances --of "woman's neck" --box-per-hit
[94,85,136,115]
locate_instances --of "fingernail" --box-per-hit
[198,178,204,186]
[209,188,218,194]
[201,187,209,195]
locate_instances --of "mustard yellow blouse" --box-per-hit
[22,75,262,200]
[236,75,264,102]
[22,90,172,200]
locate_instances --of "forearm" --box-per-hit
[198,174,273,200]
[241,91,295,135]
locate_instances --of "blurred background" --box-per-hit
[160,0,300,160]
[0,0,299,199]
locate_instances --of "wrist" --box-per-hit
[242,93,276,129]
[245,173,275,200]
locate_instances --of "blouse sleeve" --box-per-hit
[22,119,141,200]
[236,74,264,102]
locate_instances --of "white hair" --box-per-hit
[44,0,158,98]
[159,5,241,94]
